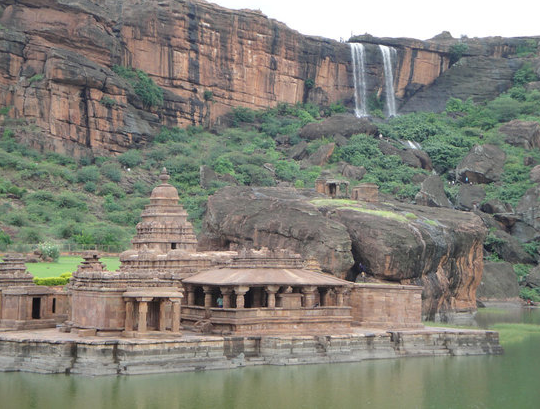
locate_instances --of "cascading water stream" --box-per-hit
[379,44,397,117]
[349,43,368,118]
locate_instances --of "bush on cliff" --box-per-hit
[112,65,163,109]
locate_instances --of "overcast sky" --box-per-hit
[210,0,540,41]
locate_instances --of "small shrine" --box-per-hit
[0,254,68,329]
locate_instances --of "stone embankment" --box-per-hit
[0,328,502,376]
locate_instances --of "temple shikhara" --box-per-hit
[0,169,501,375]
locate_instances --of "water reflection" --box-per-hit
[1,308,540,409]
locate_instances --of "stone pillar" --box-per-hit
[265,285,281,309]
[251,288,262,308]
[125,300,134,331]
[186,286,195,306]
[220,287,233,308]
[171,299,181,333]
[203,286,214,308]
[234,286,250,309]
[301,286,317,308]
[159,299,168,332]
[137,299,150,333]
[335,287,345,306]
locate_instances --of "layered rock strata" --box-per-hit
[0,0,533,155]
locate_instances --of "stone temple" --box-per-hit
[0,168,503,375]
[65,168,422,337]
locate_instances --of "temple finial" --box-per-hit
[159,167,170,183]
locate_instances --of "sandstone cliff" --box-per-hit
[200,186,487,320]
[1,0,534,155]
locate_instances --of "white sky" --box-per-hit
[210,0,540,41]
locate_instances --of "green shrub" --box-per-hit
[514,62,539,86]
[99,182,125,198]
[0,229,11,250]
[84,181,97,193]
[5,209,29,226]
[118,150,143,168]
[514,264,531,283]
[449,42,469,65]
[113,65,163,109]
[38,241,60,261]
[275,160,300,182]
[34,275,71,286]
[56,191,87,210]
[515,39,538,57]
[232,106,256,123]
[76,166,100,183]
[213,156,235,175]
[520,287,540,303]
[19,227,43,243]
[154,127,189,143]
[28,73,45,84]
[133,180,151,196]
[203,90,213,101]
[99,96,117,108]
[100,162,122,182]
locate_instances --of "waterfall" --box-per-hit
[379,45,397,117]
[349,43,368,117]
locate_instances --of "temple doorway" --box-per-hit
[147,301,160,330]
[32,297,41,319]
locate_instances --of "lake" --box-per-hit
[1,307,539,409]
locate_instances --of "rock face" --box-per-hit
[200,186,487,320]
[415,175,452,208]
[477,262,520,301]
[456,144,506,184]
[378,140,433,170]
[500,120,540,149]
[298,114,378,141]
[457,184,486,211]
[0,1,533,155]
[199,187,355,276]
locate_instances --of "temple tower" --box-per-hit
[131,168,198,253]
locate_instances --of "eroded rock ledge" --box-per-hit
[199,187,487,320]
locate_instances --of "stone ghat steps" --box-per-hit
[0,328,502,376]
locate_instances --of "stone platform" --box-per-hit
[0,327,502,376]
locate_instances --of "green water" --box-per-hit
[1,309,540,409]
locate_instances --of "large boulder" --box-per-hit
[500,120,540,150]
[457,184,486,211]
[525,265,540,288]
[456,144,506,184]
[530,165,540,183]
[201,186,487,320]
[476,262,520,301]
[199,187,354,277]
[516,186,540,230]
[336,162,366,180]
[199,165,238,189]
[298,114,378,140]
[378,140,433,170]
[415,175,452,208]
[307,143,335,166]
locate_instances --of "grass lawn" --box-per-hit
[26,256,120,278]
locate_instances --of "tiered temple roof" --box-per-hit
[0,253,34,287]
[131,168,198,253]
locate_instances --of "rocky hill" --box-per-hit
[1,0,538,157]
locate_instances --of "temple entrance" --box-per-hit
[147,301,160,330]
[328,183,337,197]
[32,297,41,319]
